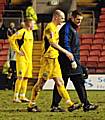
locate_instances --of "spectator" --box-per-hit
[0,19,7,39]
[7,47,16,90]
[25,1,39,40]
[7,22,17,38]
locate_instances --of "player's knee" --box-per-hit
[55,78,64,86]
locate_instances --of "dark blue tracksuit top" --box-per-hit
[58,20,83,76]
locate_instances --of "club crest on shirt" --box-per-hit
[18,70,22,75]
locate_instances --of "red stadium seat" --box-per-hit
[89,50,101,56]
[96,68,105,73]
[0,55,7,61]
[80,50,89,56]
[88,68,96,74]
[0,0,6,4]
[96,28,105,33]
[0,49,8,55]
[86,62,98,68]
[94,33,105,39]
[80,56,88,62]
[86,55,99,68]
[93,39,104,44]
[99,14,105,20]
[98,62,105,68]
[81,34,94,39]
[101,51,105,56]
[80,45,91,51]
[91,44,102,50]
[101,8,105,12]
[98,22,105,27]
[81,38,93,45]
[87,56,99,62]
[99,56,105,62]
[3,44,9,50]
[102,45,105,50]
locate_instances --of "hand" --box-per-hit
[18,50,25,56]
[65,51,74,61]
[71,61,77,69]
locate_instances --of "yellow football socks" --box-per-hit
[14,79,22,99]
[20,79,28,99]
[57,85,74,107]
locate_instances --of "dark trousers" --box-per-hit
[8,61,16,90]
[51,74,90,107]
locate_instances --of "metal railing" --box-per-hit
[1,9,24,28]
[79,10,95,34]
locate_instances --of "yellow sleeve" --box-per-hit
[45,27,57,43]
[9,30,23,53]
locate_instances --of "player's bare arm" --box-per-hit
[50,41,74,60]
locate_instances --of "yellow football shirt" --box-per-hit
[9,28,33,63]
[42,22,59,58]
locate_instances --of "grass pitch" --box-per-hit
[0,90,105,120]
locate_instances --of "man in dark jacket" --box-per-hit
[51,10,98,112]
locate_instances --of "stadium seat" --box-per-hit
[89,50,101,56]
[99,56,105,62]
[86,56,98,68]
[80,45,91,51]
[96,28,105,33]
[101,51,105,56]
[86,61,98,68]
[96,68,105,74]
[80,34,94,39]
[102,45,105,50]
[88,68,96,74]
[3,44,9,50]
[99,14,105,20]
[98,22,105,27]
[88,56,99,62]
[0,0,6,4]
[0,55,7,61]
[81,38,93,45]
[80,50,90,56]
[94,33,105,39]
[0,49,8,55]
[93,39,104,44]
[101,8,105,13]
[80,56,88,62]
[91,44,102,50]
[97,62,105,68]
[0,40,4,44]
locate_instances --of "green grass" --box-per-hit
[0,90,105,120]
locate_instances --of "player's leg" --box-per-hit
[52,58,81,112]
[13,61,25,103]
[28,77,46,112]
[51,75,69,111]
[70,74,98,112]
[28,57,49,112]
[20,63,32,102]
[70,74,89,105]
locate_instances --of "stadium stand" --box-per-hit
[0,40,9,71]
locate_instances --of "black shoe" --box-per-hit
[83,104,98,112]
[68,104,82,112]
[50,106,66,112]
[27,105,41,112]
